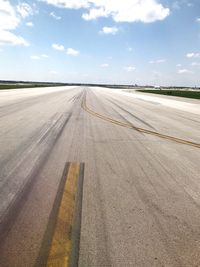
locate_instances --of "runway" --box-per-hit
[0,86,200,267]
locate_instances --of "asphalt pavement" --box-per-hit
[0,86,200,267]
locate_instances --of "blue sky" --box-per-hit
[0,0,200,86]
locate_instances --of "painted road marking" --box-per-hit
[82,92,200,148]
[34,162,84,267]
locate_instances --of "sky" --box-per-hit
[0,0,200,86]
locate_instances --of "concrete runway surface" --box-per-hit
[0,86,200,267]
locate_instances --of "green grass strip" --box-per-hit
[137,90,200,100]
[0,84,67,90]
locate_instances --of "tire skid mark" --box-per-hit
[0,112,72,242]
[34,162,84,267]
[105,96,156,130]
[0,113,60,184]
[0,88,75,119]
[82,90,200,149]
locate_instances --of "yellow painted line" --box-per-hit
[82,92,200,148]
[46,163,80,267]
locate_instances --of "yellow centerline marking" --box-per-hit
[82,92,200,148]
[46,163,80,267]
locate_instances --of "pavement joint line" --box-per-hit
[45,162,81,267]
[81,92,200,149]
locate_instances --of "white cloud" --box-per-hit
[157,59,166,63]
[31,55,40,60]
[100,26,119,35]
[42,0,170,23]
[191,62,200,66]
[0,30,29,46]
[42,0,89,9]
[82,7,108,20]
[172,1,193,9]
[50,70,58,74]
[0,0,29,46]
[149,59,166,64]
[50,12,61,20]
[26,21,34,27]
[68,71,78,75]
[176,63,182,67]
[187,3,193,7]
[101,63,109,67]
[52,43,65,51]
[186,52,200,58]
[178,69,193,74]
[197,18,200,23]
[30,54,48,60]
[52,44,80,55]
[41,54,49,58]
[152,70,161,76]
[0,0,19,30]
[67,48,79,56]
[17,2,34,18]
[172,1,180,9]
[124,66,136,72]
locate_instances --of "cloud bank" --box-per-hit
[0,0,34,46]
[42,0,170,23]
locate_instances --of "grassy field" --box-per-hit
[0,83,66,90]
[137,89,200,100]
